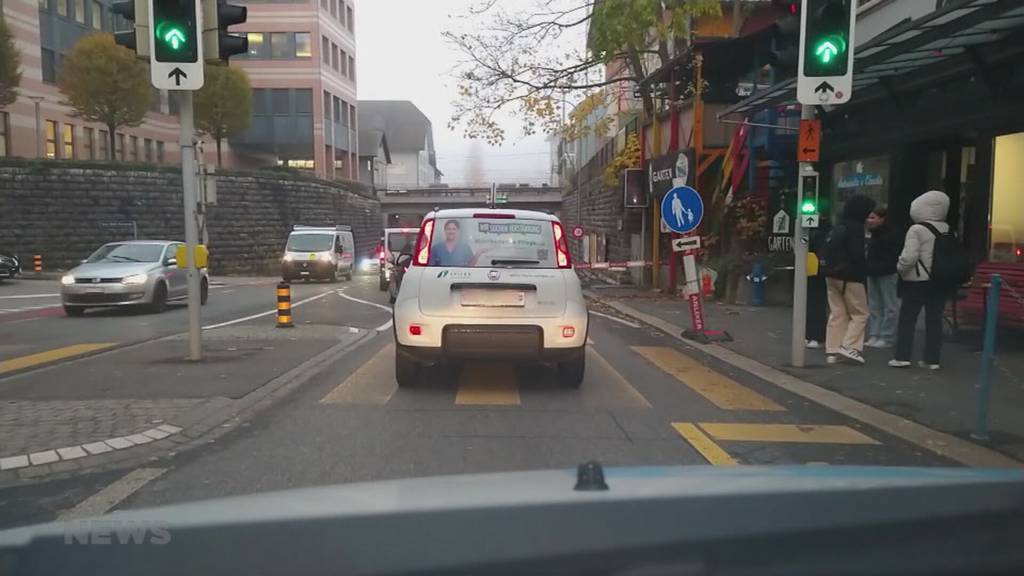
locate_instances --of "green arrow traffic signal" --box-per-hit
[801,0,853,77]
[158,23,187,50]
[815,40,838,63]
[151,0,199,63]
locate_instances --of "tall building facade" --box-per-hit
[229,0,358,180]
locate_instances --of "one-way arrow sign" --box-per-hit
[168,67,188,87]
[803,213,820,229]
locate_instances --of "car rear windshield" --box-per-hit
[428,217,556,268]
[86,243,164,263]
[388,232,418,253]
[287,233,334,252]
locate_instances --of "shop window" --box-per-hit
[45,120,58,158]
[62,123,75,159]
[831,155,890,218]
[990,133,1024,263]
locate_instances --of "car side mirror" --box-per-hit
[165,258,177,267]
[396,253,412,268]
[80,259,88,264]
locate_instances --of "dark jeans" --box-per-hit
[895,281,946,364]
[806,275,828,342]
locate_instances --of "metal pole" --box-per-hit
[178,91,202,361]
[640,208,647,288]
[791,104,814,367]
[972,274,1002,440]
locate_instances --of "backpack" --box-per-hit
[819,225,849,277]
[919,222,972,287]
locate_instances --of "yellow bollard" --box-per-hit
[276,282,294,328]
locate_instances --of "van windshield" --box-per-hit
[428,217,556,268]
[287,233,334,252]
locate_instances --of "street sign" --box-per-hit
[803,213,821,228]
[149,0,204,90]
[772,209,791,234]
[797,0,856,105]
[660,185,703,234]
[672,236,701,253]
[571,225,584,239]
[798,118,821,162]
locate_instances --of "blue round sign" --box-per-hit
[660,186,704,234]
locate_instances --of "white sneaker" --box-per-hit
[826,355,838,365]
[838,347,866,365]
[806,340,821,349]
[918,361,940,370]
[865,338,887,348]
[888,359,911,368]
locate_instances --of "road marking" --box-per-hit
[320,343,397,405]
[699,423,880,445]
[583,348,651,408]
[0,343,116,375]
[632,346,784,411]
[58,468,167,520]
[673,423,739,466]
[590,310,641,328]
[0,293,60,300]
[202,289,336,330]
[375,319,393,332]
[455,362,520,406]
[337,291,392,312]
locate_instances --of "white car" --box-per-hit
[392,208,589,388]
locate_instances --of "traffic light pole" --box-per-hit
[790,104,814,368]
[179,90,202,361]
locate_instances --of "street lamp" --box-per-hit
[27,95,44,158]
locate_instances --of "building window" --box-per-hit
[331,43,339,71]
[74,0,85,23]
[270,32,289,59]
[271,89,289,116]
[321,36,329,64]
[252,88,267,115]
[348,55,355,80]
[246,33,266,58]
[349,103,356,128]
[57,0,66,17]
[45,120,58,158]
[319,0,326,9]
[330,0,337,18]
[39,0,49,10]
[346,5,353,31]
[62,124,75,159]
[295,32,311,58]
[333,96,341,126]
[129,135,138,161]
[295,89,312,115]
[90,0,102,28]
[41,49,56,83]
[156,141,165,162]
[116,133,125,160]
[0,112,8,157]
[339,49,347,76]
[323,90,331,122]
[83,126,94,159]
[98,129,108,160]
[144,138,153,162]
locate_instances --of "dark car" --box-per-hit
[387,252,412,304]
[0,253,21,280]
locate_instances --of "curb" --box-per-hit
[585,292,1024,470]
[0,328,378,488]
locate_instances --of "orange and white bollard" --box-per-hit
[276,282,294,328]
[33,254,42,273]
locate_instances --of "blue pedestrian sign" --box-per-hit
[661,185,704,234]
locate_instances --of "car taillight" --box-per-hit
[413,219,435,266]
[552,221,572,269]
[562,326,576,338]
[474,213,514,219]
[409,324,423,336]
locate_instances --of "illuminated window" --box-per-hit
[247,33,265,58]
[74,0,85,23]
[62,123,75,159]
[295,33,311,58]
[45,120,58,158]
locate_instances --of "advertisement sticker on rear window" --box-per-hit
[477,222,543,235]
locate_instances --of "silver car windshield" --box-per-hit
[86,243,164,263]
[287,233,334,252]
[428,217,556,268]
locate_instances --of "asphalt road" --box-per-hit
[0,272,965,529]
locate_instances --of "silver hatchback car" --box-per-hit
[60,241,209,316]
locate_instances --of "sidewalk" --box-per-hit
[589,287,1024,462]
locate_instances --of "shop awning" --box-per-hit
[719,0,1024,117]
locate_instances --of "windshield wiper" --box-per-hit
[491,259,541,266]
[107,255,143,262]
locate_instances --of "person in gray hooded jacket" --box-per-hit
[889,190,950,370]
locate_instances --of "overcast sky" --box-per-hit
[356,0,570,186]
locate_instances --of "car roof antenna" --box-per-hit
[574,461,609,491]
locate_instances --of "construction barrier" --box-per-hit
[276,282,294,328]
[33,254,42,272]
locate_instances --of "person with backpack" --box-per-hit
[822,194,877,365]
[805,221,831,349]
[889,190,969,370]
[865,206,903,348]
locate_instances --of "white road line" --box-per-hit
[58,467,167,520]
[590,310,641,328]
[202,289,336,330]
[337,291,393,312]
[0,293,60,300]
[375,319,394,332]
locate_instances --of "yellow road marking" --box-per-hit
[320,343,397,405]
[0,343,116,376]
[584,348,651,408]
[699,423,880,445]
[672,423,739,466]
[632,346,784,411]
[455,362,520,406]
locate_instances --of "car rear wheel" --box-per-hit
[327,268,338,283]
[395,351,420,387]
[149,282,168,314]
[556,350,585,389]
[63,305,85,317]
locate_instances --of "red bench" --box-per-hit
[954,262,1024,329]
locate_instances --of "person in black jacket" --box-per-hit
[805,221,831,348]
[822,194,876,365]
[865,206,902,348]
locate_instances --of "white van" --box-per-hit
[281,225,355,282]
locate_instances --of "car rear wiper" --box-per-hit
[490,259,541,266]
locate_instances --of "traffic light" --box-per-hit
[801,0,853,78]
[150,0,200,63]
[770,0,801,74]
[111,0,149,57]
[203,1,248,62]
[799,173,819,215]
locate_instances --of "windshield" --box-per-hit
[387,232,418,254]
[85,243,164,263]
[427,217,556,268]
[286,233,334,252]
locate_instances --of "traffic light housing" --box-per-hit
[799,173,819,215]
[150,0,200,64]
[801,0,853,77]
[111,0,149,57]
[203,1,248,62]
[770,0,801,74]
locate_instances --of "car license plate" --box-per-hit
[86,288,105,294]
[460,289,525,307]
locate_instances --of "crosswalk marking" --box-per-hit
[698,423,879,445]
[320,344,397,405]
[455,362,520,406]
[0,343,116,376]
[632,346,784,411]
[672,423,739,466]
